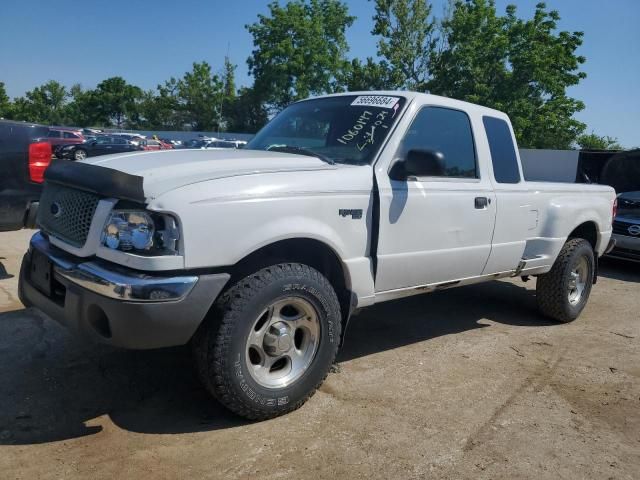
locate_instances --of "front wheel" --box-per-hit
[193,263,341,420]
[536,238,595,322]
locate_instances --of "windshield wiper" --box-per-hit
[268,145,335,165]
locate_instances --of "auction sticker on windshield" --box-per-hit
[350,95,400,109]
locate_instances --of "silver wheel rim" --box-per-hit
[568,256,589,306]
[75,150,86,161]
[245,297,320,389]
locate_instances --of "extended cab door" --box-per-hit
[374,105,497,292]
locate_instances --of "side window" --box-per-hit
[63,131,78,139]
[47,130,60,138]
[483,116,521,184]
[398,107,477,178]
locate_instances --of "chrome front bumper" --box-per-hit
[19,232,230,349]
[29,231,197,302]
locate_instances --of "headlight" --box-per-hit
[101,210,179,255]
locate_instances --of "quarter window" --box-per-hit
[397,107,477,178]
[483,116,521,184]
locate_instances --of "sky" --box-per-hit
[1,0,638,147]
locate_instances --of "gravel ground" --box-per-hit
[0,229,638,479]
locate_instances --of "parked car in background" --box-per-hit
[109,132,146,145]
[203,139,247,149]
[180,139,209,149]
[47,127,84,152]
[82,128,103,136]
[57,136,141,161]
[609,191,640,261]
[139,139,171,151]
[0,119,51,231]
[162,139,182,148]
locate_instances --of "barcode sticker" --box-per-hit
[350,95,400,109]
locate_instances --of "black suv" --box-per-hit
[0,119,51,231]
[610,191,640,262]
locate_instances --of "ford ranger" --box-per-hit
[18,92,617,419]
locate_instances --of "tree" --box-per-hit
[0,82,10,118]
[225,87,269,133]
[64,84,103,127]
[91,77,143,128]
[343,58,396,91]
[429,0,587,149]
[10,80,69,124]
[576,132,622,150]
[176,62,224,131]
[222,56,236,99]
[247,0,355,112]
[371,0,437,90]
[139,78,182,130]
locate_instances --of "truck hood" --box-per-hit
[83,149,336,199]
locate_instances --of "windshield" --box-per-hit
[246,94,407,165]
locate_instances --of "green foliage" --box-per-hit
[223,56,236,99]
[343,58,396,91]
[576,133,622,151]
[175,62,224,131]
[0,82,11,118]
[428,0,587,149]
[91,77,143,128]
[139,79,182,130]
[371,0,437,90]
[10,80,69,124]
[1,0,595,143]
[247,0,355,112]
[225,87,270,133]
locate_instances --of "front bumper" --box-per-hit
[607,233,640,262]
[19,232,230,349]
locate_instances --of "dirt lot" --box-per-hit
[0,229,638,479]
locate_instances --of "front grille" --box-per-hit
[37,183,101,247]
[613,219,640,237]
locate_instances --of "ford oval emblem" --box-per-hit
[50,202,62,218]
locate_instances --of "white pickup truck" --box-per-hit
[19,91,616,419]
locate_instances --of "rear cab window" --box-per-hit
[483,116,521,184]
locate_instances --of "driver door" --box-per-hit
[374,106,496,292]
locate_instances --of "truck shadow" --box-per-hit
[0,280,549,445]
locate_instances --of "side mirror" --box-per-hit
[90,140,97,146]
[390,149,446,180]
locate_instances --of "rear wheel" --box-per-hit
[193,263,341,420]
[73,148,87,161]
[536,238,595,322]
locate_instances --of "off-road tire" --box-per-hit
[192,263,341,420]
[536,238,595,322]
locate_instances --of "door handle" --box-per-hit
[474,197,489,209]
